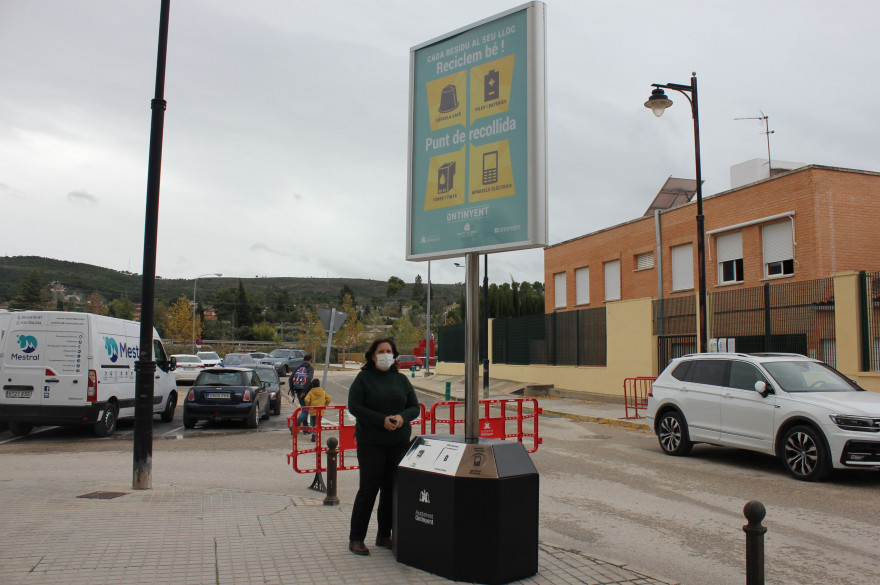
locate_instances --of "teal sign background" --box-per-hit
[409,8,532,258]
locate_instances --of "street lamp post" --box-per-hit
[645,72,707,353]
[192,273,222,353]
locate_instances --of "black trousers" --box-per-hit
[348,440,410,542]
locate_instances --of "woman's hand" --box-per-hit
[384,414,404,431]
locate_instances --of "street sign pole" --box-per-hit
[465,252,480,442]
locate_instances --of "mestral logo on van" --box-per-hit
[104,337,119,362]
[104,337,139,363]
[11,335,39,361]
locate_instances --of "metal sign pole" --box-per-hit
[321,309,336,388]
[465,252,480,442]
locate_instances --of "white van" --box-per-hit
[0,311,178,437]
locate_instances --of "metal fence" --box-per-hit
[438,307,607,367]
[712,278,836,366]
[653,296,696,336]
[860,271,880,371]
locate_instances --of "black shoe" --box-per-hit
[310,433,316,443]
[349,541,370,556]
[375,536,392,548]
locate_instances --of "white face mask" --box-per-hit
[375,353,395,371]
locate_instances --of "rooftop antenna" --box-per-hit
[735,110,774,174]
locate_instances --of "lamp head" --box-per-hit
[645,87,673,117]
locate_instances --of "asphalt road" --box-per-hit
[2,371,879,585]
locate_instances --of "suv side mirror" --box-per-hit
[755,380,773,397]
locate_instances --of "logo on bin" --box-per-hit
[419,489,431,504]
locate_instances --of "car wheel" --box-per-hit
[272,397,281,416]
[183,413,198,429]
[247,403,260,429]
[414,364,421,371]
[281,365,290,375]
[93,402,118,437]
[9,422,33,437]
[261,399,270,421]
[656,410,693,456]
[160,392,177,423]
[782,425,831,481]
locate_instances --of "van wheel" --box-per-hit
[9,422,33,437]
[160,393,177,423]
[247,404,260,429]
[94,403,118,437]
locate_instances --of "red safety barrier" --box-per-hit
[428,398,542,453]
[287,398,543,473]
[286,404,428,474]
[623,377,656,419]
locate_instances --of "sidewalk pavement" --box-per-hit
[0,372,674,585]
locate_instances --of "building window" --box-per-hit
[671,243,694,291]
[762,221,794,278]
[604,260,620,301]
[635,251,654,271]
[554,272,566,308]
[575,267,590,305]
[717,232,744,284]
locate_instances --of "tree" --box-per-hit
[339,284,357,307]
[336,294,365,362]
[411,275,426,306]
[236,280,256,328]
[300,308,329,360]
[84,290,108,316]
[392,314,421,351]
[10,269,50,310]
[166,296,195,343]
[108,297,136,320]
[386,276,405,297]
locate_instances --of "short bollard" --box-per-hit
[743,500,767,585]
[445,381,451,400]
[323,437,340,506]
[411,366,416,378]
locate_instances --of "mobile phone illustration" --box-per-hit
[482,151,498,185]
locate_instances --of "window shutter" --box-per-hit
[716,232,743,263]
[636,252,654,270]
[604,260,620,301]
[762,221,793,264]
[575,267,590,305]
[554,272,566,308]
[671,244,694,291]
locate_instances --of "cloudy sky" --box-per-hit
[2,0,877,287]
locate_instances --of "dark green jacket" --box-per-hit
[348,368,420,446]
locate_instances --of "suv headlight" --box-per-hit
[830,415,880,432]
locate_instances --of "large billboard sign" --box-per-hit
[406,2,547,261]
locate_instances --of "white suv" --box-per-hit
[646,353,880,481]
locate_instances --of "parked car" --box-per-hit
[183,367,270,429]
[222,353,257,368]
[172,354,205,383]
[254,364,283,416]
[646,352,880,481]
[197,351,222,368]
[396,354,435,371]
[260,348,306,375]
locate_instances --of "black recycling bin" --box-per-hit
[394,434,539,585]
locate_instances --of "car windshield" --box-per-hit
[267,349,290,358]
[196,371,247,386]
[176,356,200,364]
[198,352,220,360]
[224,354,254,365]
[255,367,279,383]
[762,360,860,393]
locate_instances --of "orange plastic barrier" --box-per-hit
[623,377,656,419]
[287,398,543,473]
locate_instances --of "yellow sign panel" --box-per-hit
[469,55,515,124]
[426,72,467,132]
[425,146,467,210]
[468,140,515,203]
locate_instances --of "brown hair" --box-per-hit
[362,337,399,372]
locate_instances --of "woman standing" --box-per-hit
[347,337,420,556]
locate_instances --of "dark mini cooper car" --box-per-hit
[254,364,283,416]
[184,367,270,429]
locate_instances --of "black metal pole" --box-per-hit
[690,74,708,353]
[482,254,489,395]
[743,500,767,585]
[133,0,171,490]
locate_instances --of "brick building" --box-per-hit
[545,164,880,313]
